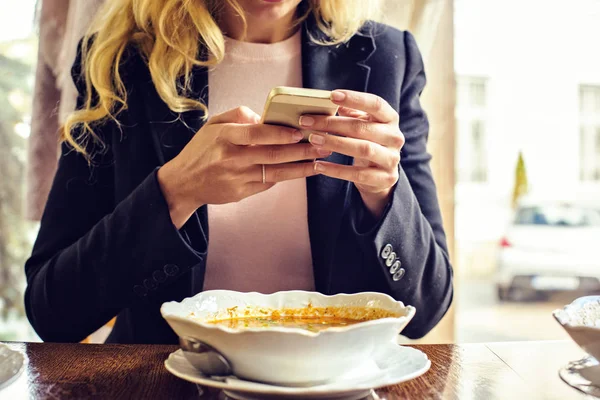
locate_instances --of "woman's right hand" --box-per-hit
[157,106,329,228]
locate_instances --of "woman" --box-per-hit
[25,0,453,344]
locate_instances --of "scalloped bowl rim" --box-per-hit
[553,295,600,331]
[161,290,416,337]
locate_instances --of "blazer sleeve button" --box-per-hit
[385,252,397,267]
[144,278,158,290]
[381,244,393,259]
[390,260,401,274]
[153,270,167,283]
[133,285,148,297]
[393,268,406,282]
[164,264,180,276]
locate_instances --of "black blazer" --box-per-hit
[25,20,453,344]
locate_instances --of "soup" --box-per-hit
[196,304,402,332]
[208,315,365,332]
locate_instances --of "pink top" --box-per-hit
[203,30,315,293]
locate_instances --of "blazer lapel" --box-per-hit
[302,20,376,293]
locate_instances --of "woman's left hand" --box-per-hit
[299,90,405,218]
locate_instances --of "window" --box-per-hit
[579,85,600,181]
[470,120,487,182]
[468,80,486,107]
[456,76,488,183]
[515,205,600,227]
[0,0,38,341]
[454,0,600,345]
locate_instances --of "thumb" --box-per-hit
[207,106,261,125]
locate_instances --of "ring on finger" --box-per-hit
[262,164,266,184]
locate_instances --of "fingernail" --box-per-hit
[331,91,346,102]
[317,149,331,157]
[309,133,325,146]
[314,162,326,172]
[292,131,304,141]
[299,116,315,127]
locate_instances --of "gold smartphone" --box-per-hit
[261,86,339,141]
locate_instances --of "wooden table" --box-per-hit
[0,340,593,399]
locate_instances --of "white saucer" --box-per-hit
[0,344,26,392]
[164,342,430,400]
[560,356,600,398]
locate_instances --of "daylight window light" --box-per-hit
[14,122,30,138]
[8,90,25,109]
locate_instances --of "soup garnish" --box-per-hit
[208,315,365,332]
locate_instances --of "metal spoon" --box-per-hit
[179,336,233,378]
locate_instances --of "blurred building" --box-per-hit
[454,0,600,276]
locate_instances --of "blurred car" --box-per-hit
[496,199,600,301]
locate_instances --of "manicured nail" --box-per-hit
[299,116,315,127]
[314,162,326,172]
[331,91,346,102]
[309,133,325,146]
[317,149,331,157]
[292,131,304,141]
